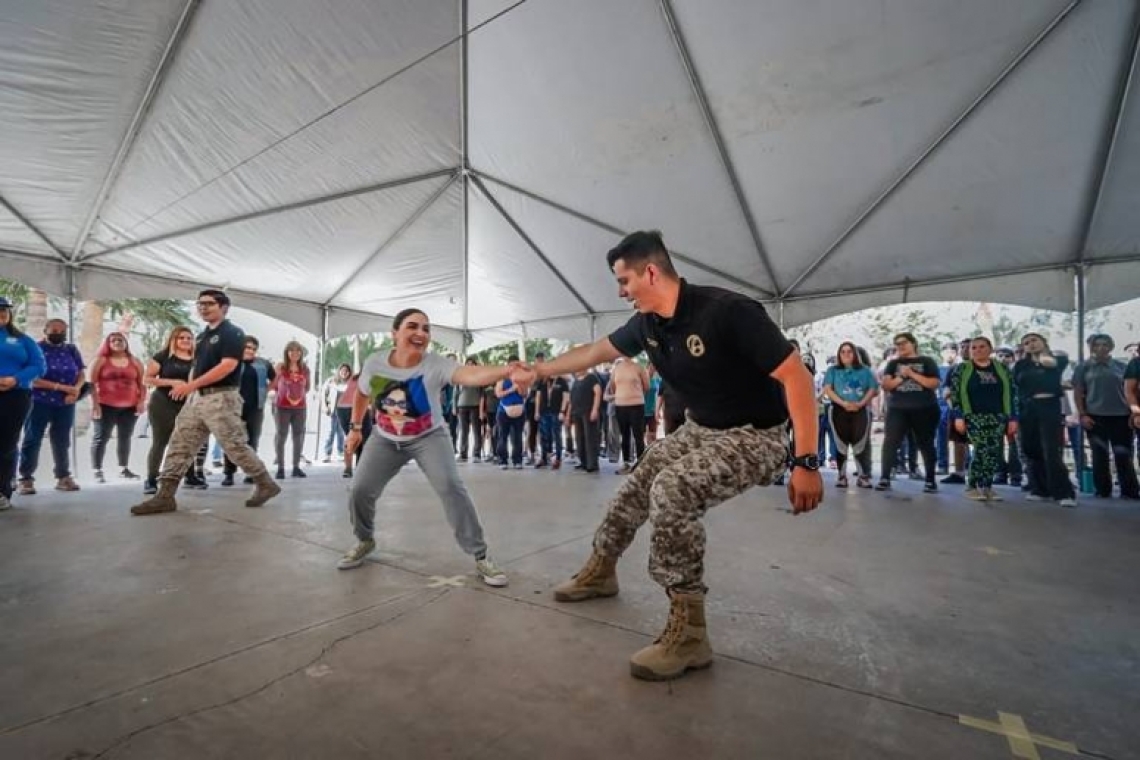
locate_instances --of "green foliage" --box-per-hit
[471,339,554,366]
[0,278,29,326]
[863,307,957,358]
[320,334,391,377]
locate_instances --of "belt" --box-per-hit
[198,386,237,396]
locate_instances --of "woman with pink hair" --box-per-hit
[89,331,146,483]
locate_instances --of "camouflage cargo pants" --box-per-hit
[594,417,788,594]
[159,389,268,486]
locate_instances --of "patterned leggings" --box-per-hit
[966,413,1007,489]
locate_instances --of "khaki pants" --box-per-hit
[159,390,268,486]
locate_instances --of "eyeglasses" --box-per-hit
[196,300,217,307]
[893,340,909,346]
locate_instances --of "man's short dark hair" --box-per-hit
[244,336,259,348]
[606,230,678,277]
[198,288,231,307]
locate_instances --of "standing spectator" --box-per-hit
[534,360,570,469]
[570,366,603,472]
[222,336,276,486]
[1073,334,1139,499]
[455,358,484,462]
[321,364,350,462]
[1125,350,1140,472]
[822,342,878,489]
[89,332,146,483]
[141,326,195,495]
[948,338,1018,501]
[876,332,942,493]
[494,356,526,470]
[18,319,84,495]
[1014,333,1077,507]
[480,383,498,462]
[992,346,1024,486]
[607,357,649,473]
[273,340,311,479]
[935,342,958,474]
[0,297,45,511]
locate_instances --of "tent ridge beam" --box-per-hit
[781,0,1082,299]
[659,0,779,293]
[324,173,460,306]
[460,0,471,336]
[0,195,67,261]
[70,0,202,261]
[102,0,530,247]
[470,175,596,315]
[1073,2,1140,266]
[472,170,775,299]
[474,310,631,335]
[79,167,458,263]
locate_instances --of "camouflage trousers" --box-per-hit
[159,389,269,487]
[594,417,788,594]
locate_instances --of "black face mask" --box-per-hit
[46,333,66,345]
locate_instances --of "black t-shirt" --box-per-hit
[1124,357,1139,382]
[964,364,1007,415]
[539,377,569,414]
[239,358,275,413]
[658,380,686,419]
[607,281,794,430]
[193,320,245,388]
[1012,355,1069,399]
[570,373,602,415]
[151,349,193,401]
[882,356,940,410]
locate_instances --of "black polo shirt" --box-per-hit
[607,281,794,429]
[193,319,245,388]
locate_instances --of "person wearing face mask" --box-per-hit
[1073,333,1138,500]
[17,319,86,495]
[0,297,46,511]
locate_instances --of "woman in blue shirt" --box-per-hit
[0,297,47,510]
[822,342,879,489]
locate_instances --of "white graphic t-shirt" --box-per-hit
[357,351,460,442]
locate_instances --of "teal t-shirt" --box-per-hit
[823,366,877,404]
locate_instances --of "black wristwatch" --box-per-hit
[349,422,363,432]
[788,454,821,471]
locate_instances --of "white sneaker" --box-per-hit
[0,494,11,511]
[964,488,987,501]
[1025,494,1047,502]
[475,556,508,587]
[337,539,376,570]
[1058,498,1078,508]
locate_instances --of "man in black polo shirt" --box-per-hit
[132,290,280,514]
[511,230,822,681]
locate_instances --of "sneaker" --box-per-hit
[337,539,376,570]
[984,488,1003,502]
[94,470,105,484]
[908,470,924,481]
[0,495,11,511]
[184,472,208,490]
[55,476,80,492]
[143,478,158,495]
[472,455,481,463]
[1058,498,1078,508]
[1010,477,1023,488]
[475,556,508,587]
[275,468,286,480]
[243,475,254,484]
[874,479,891,491]
[534,459,548,469]
[1026,494,1048,502]
[923,481,938,494]
[220,473,234,487]
[965,488,987,501]
[836,475,848,488]
[120,468,139,480]
[552,458,561,470]
[212,459,224,468]
[856,475,872,489]
[342,468,353,479]
[512,463,523,470]
[291,468,307,478]
[941,473,966,485]
[321,456,332,464]
[17,479,35,496]
[500,463,509,471]
[617,464,632,475]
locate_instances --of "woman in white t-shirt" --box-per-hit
[337,308,518,587]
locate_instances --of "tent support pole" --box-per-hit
[781,0,1082,298]
[460,0,472,341]
[1075,267,1088,480]
[71,0,202,260]
[313,307,330,461]
[67,268,80,476]
[517,323,527,361]
[659,0,778,292]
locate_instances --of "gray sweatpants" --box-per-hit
[349,427,488,557]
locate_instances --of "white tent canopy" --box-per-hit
[2,0,1138,350]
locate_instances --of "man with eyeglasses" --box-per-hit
[132,290,280,514]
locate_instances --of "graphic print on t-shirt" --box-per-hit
[975,368,998,385]
[369,375,433,437]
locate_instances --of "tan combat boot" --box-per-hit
[245,471,282,508]
[629,590,713,681]
[131,479,179,515]
[552,551,619,602]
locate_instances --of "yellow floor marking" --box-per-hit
[959,712,1078,758]
[426,575,466,588]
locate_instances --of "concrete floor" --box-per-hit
[1,452,1138,759]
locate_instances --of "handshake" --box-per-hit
[505,360,539,392]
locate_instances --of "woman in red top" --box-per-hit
[90,332,146,483]
[273,341,311,479]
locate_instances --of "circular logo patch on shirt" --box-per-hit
[686,334,705,357]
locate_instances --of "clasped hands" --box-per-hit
[506,360,539,392]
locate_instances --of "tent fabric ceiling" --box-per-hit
[1,0,1138,343]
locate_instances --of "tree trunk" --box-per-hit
[25,287,49,337]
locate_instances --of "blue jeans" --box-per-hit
[538,411,562,461]
[323,412,344,456]
[496,411,524,465]
[19,402,75,480]
[935,405,950,470]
